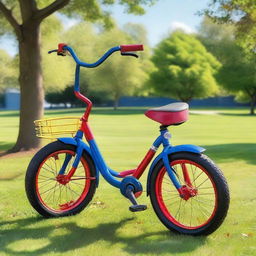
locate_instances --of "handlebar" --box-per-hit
[48,43,143,122]
[66,45,121,68]
[49,43,144,68]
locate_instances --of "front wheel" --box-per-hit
[25,141,97,217]
[149,153,229,236]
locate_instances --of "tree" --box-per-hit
[0,0,155,152]
[219,56,256,114]
[198,17,256,114]
[45,90,66,108]
[148,31,221,102]
[203,0,256,53]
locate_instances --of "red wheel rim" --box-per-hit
[36,150,91,213]
[155,159,218,229]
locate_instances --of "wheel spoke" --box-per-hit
[41,165,56,176]
[38,174,56,180]
[197,186,214,190]
[174,198,182,219]
[165,198,181,205]
[40,184,58,195]
[57,183,63,205]
[193,170,204,184]
[38,180,56,189]
[38,177,55,182]
[193,197,214,206]
[43,182,58,203]
[66,184,81,197]
[196,177,210,188]
[70,180,86,187]
[198,192,215,195]
[191,165,196,187]
[190,197,193,226]
[193,198,213,216]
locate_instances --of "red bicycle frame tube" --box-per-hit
[81,121,94,141]
[181,163,193,187]
[132,149,156,179]
[74,91,92,122]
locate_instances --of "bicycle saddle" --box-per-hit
[145,102,189,126]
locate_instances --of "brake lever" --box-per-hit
[48,49,58,54]
[57,51,67,56]
[121,52,139,58]
[48,49,69,56]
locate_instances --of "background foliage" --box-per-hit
[148,31,221,102]
[198,17,256,114]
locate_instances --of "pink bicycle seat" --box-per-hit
[145,102,189,126]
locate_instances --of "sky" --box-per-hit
[0,0,208,55]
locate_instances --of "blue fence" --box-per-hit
[1,90,248,110]
[4,89,20,110]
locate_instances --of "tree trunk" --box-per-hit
[11,23,44,152]
[249,95,256,115]
[113,95,119,110]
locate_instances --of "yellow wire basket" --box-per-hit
[34,116,82,140]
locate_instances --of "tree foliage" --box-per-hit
[203,0,256,53]
[0,0,155,39]
[0,49,17,93]
[148,31,221,102]
[64,22,149,109]
[41,16,73,92]
[198,17,256,114]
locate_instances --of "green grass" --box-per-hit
[0,107,255,256]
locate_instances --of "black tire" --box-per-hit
[149,152,229,236]
[25,141,97,217]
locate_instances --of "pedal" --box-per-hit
[129,204,147,212]
[125,185,147,212]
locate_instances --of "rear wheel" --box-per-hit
[149,153,229,235]
[25,141,97,217]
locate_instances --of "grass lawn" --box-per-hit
[0,107,255,256]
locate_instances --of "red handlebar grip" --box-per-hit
[58,43,68,52]
[120,44,144,52]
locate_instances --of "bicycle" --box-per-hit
[25,43,230,236]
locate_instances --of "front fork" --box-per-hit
[158,129,196,201]
[56,133,88,184]
[162,152,196,200]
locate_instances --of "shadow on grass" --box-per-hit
[202,143,256,165]
[0,216,206,255]
[0,142,14,152]
[0,108,147,118]
[218,112,253,117]
[0,172,23,181]
[0,112,19,117]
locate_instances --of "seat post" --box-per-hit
[160,125,169,131]
[159,125,171,147]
